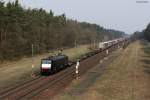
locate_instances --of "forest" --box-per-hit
[144,23,150,41]
[0,0,125,60]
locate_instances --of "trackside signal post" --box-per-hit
[75,59,80,79]
[118,44,120,49]
[75,39,77,48]
[31,44,35,77]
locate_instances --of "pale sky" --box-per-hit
[4,0,150,34]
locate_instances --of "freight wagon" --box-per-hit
[98,38,124,50]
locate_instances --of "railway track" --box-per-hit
[17,68,76,100]
[30,52,105,99]
[31,47,115,99]
[0,76,41,95]
[0,64,76,99]
[0,41,128,100]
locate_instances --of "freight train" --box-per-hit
[41,38,127,75]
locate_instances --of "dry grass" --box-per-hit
[63,45,91,61]
[54,41,150,100]
[0,45,90,88]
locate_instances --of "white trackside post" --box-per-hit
[31,44,35,78]
[118,45,120,49]
[106,49,109,55]
[123,42,125,48]
[76,60,79,79]
[100,60,103,63]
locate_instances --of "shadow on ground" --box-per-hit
[141,59,150,65]
[140,40,150,55]
[143,65,150,74]
[67,71,102,96]
[65,64,107,96]
[140,40,150,75]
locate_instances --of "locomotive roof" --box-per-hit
[42,55,68,61]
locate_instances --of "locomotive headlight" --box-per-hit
[42,64,51,69]
[41,60,52,69]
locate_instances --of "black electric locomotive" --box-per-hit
[41,55,69,75]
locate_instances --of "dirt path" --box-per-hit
[54,41,150,100]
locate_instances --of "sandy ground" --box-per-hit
[54,41,150,100]
[0,45,90,89]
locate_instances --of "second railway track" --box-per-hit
[0,41,129,100]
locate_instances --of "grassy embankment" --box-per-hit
[0,45,91,88]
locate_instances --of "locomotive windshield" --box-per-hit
[42,60,51,64]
